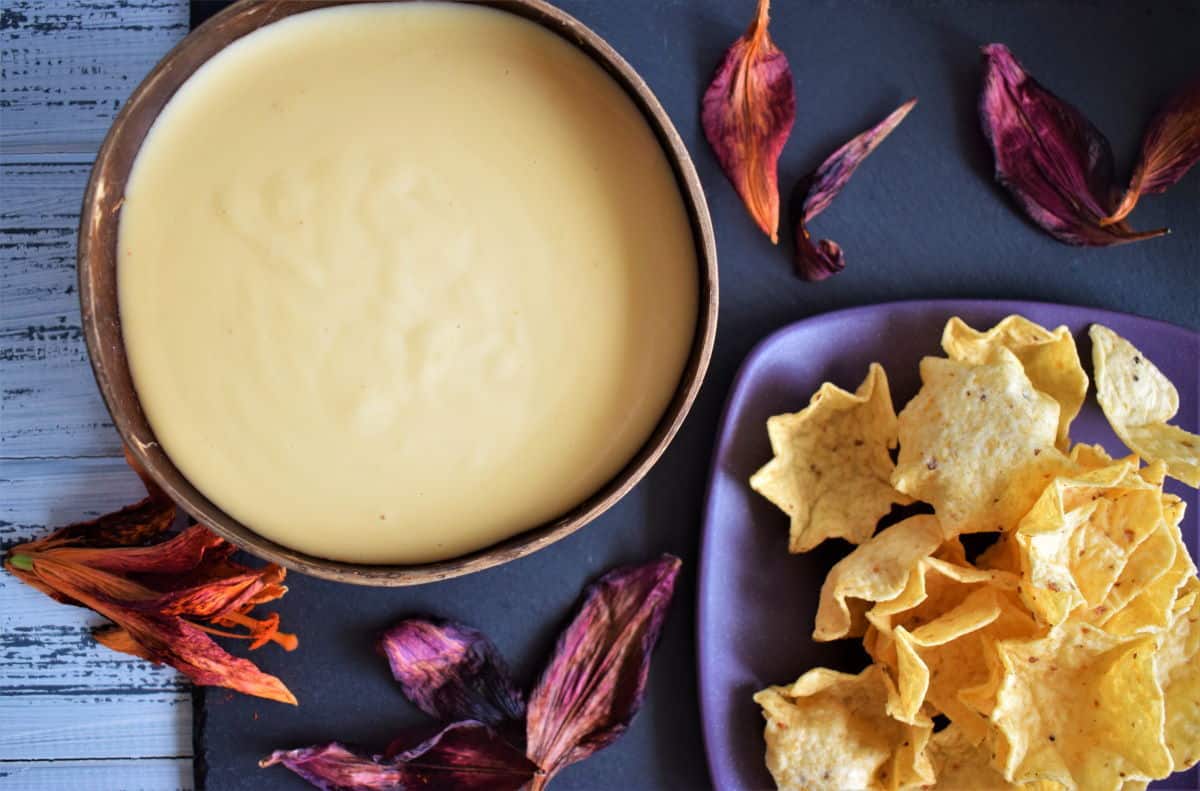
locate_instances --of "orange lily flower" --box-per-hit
[4,454,298,705]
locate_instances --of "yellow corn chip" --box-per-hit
[1014,460,1163,626]
[751,315,1198,790]
[751,363,912,552]
[1091,324,1200,487]
[989,621,1172,789]
[892,348,1065,537]
[1068,442,1116,470]
[1156,576,1200,772]
[881,586,1041,742]
[1082,520,1177,626]
[1101,518,1194,636]
[927,723,1063,790]
[866,556,1020,639]
[754,665,933,791]
[813,515,943,641]
[942,315,1087,450]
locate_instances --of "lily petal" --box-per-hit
[701,0,795,243]
[33,558,296,704]
[793,99,915,281]
[262,721,538,791]
[380,618,526,727]
[525,555,681,787]
[1104,78,1200,224]
[979,43,1167,246]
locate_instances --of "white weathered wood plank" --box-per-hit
[0,693,192,760]
[0,0,188,152]
[1,0,194,782]
[0,758,193,791]
[1,155,121,458]
[1,455,147,542]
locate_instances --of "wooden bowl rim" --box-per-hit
[78,0,718,586]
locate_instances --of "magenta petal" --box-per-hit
[263,722,538,791]
[701,0,796,243]
[387,719,537,787]
[802,98,916,223]
[794,233,846,282]
[1105,78,1200,224]
[260,742,405,791]
[793,99,914,281]
[379,619,525,727]
[979,43,1167,246]
[525,555,681,785]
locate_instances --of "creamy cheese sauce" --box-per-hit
[118,2,698,564]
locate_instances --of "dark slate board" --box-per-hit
[190,1,1200,789]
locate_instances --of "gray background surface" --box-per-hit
[193,1,1199,789]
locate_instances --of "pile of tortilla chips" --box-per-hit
[750,316,1200,791]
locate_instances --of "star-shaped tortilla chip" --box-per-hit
[942,315,1087,450]
[892,348,1066,538]
[988,621,1171,789]
[751,363,910,553]
[755,665,933,791]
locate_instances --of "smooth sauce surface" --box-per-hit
[118,2,698,564]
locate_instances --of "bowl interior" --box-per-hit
[78,0,717,586]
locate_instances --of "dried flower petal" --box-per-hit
[793,99,916,281]
[261,721,538,791]
[380,618,526,727]
[525,555,681,788]
[702,0,795,243]
[1103,78,1200,224]
[979,43,1167,246]
[4,457,298,704]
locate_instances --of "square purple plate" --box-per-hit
[697,300,1199,791]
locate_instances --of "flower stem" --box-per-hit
[8,553,34,571]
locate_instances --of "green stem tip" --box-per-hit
[8,553,34,571]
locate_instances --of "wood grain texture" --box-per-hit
[0,0,188,152]
[1,1,192,784]
[0,759,192,791]
[1,156,121,459]
[0,694,192,760]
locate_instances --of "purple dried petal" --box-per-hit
[379,618,525,727]
[260,742,404,791]
[979,43,1167,246]
[794,234,846,282]
[701,0,795,243]
[802,98,916,223]
[261,721,538,791]
[1104,78,1200,224]
[525,555,681,788]
[793,99,915,281]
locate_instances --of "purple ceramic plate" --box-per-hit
[697,300,1199,791]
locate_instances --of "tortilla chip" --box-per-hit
[927,723,1062,790]
[813,515,943,641]
[1156,577,1200,772]
[878,585,1041,741]
[751,364,911,552]
[866,556,1020,638]
[942,315,1087,450]
[865,559,1029,742]
[1091,324,1200,487]
[1068,442,1117,471]
[1081,520,1177,627]
[1014,460,1164,626]
[988,621,1172,789]
[1101,518,1194,636]
[755,665,933,791]
[892,348,1064,537]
